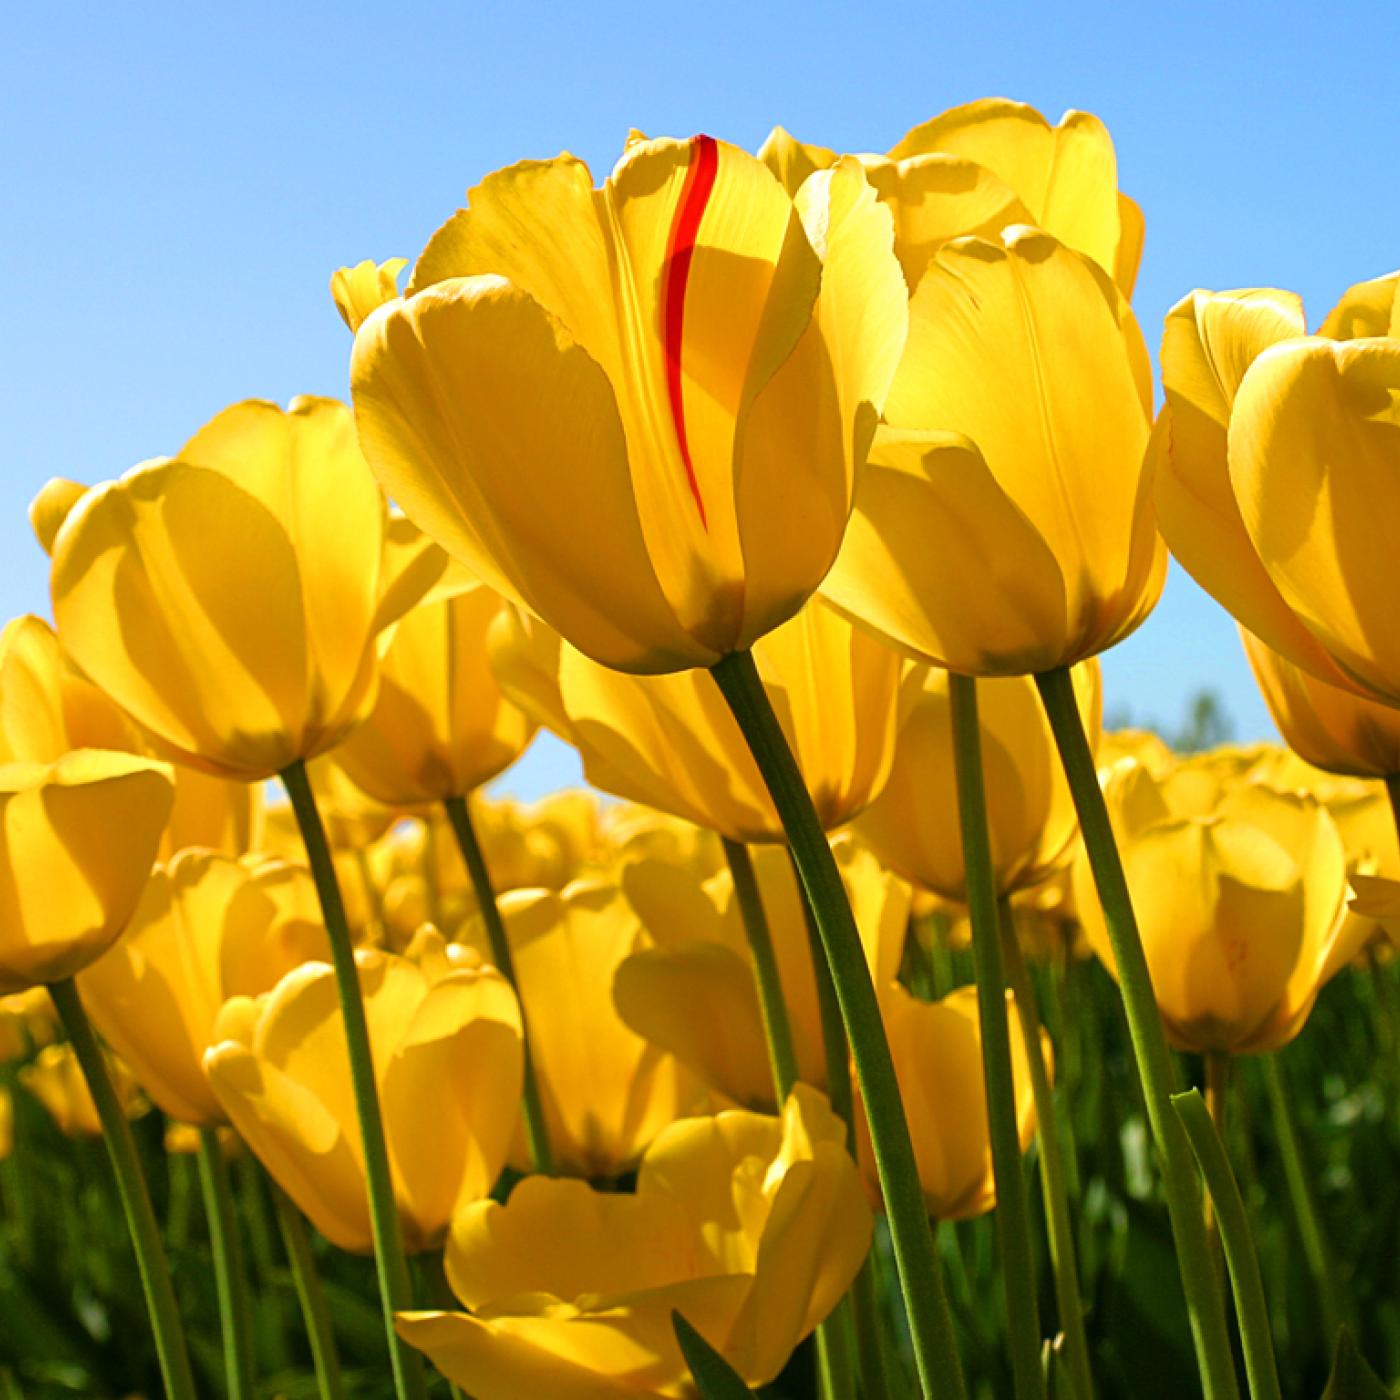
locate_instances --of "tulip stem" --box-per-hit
[271,1181,347,1400]
[1035,666,1240,1400]
[947,674,1045,1400]
[1204,1052,1230,1270]
[1257,1052,1348,1348]
[1000,903,1095,1400]
[712,650,965,1400]
[1171,1091,1283,1400]
[196,1128,257,1400]
[722,838,800,1100]
[47,977,197,1400]
[442,793,555,1176]
[281,760,429,1400]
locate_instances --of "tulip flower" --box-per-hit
[20,1042,146,1138]
[205,944,523,1253]
[1156,271,1400,699]
[489,595,923,842]
[857,663,1099,903]
[79,850,332,1127]
[0,752,173,993]
[1077,758,1357,1053]
[49,396,450,781]
[396,1085,872,1396]
[821,225,1163,677]
[331,257,407,332]
[460,880,700,1178]
[350,136,907,674]
[333,580,537,808]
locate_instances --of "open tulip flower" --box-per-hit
[614,836,910,1108]
[1077,753,1358,1053]
[79,850,333,1127]
[1156,269,1400,702]
[395,1084,872,1397]
[350,135,908,674]
[205,942,523,1254]
[489,595,923,842]
[48,396,452,781]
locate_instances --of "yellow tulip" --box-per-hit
[331,257,408,333]
[856,663,1099,902]
[350,137,907,674]
[20,1041,146,1138]
[821,225,1163,677]
[461,879,701,1178]
[49,397,450,780]
[860,985,1041,1220]
[396,1085,872,1396]
[1076,758,1356,1052]
[614,836,910,1109]
[334,581,537,807]
[1156,272,1400,697]
[79,850,332,1127]
[0,1087,11,1159]
[205,943,523,1254]
[489,595,923,842]
[0,752,173,993]
[600,803,723,881]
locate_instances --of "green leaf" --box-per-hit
[1321,1327,1393,1400]
[671,1311,757,1399]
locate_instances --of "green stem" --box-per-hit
[1204,1052,1230,1274]
[1001,903,1094,1400]
[442,793,555,1176]
[722,837,800,1100]
[1172,1091,1282,1400]
[1258,1053,1348,1346]
[271,1181,347,1400]
[712,651,964,1400]
[197,1128,257,1400]
[850,1253,892,1400]
[281,759,428,1400]
[1036,666,1239,1400]
[948,674,1046,1400]
[48,977,196,1400]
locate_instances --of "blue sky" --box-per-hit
[3,2,1396,799]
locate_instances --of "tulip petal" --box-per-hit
[1318,270,1400,340]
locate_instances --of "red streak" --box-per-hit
[662,134,718,530]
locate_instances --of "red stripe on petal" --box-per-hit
[662,134,718,530]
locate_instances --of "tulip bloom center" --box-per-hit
[662,133,719,531]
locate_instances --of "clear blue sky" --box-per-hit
[4,2,1396,799]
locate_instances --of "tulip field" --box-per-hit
[3,97,1400,1400]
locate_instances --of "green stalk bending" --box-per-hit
[1172,1091,1282,1400]
[1035,667,1239,1400]
[948,674,1046,1400]
[442,793,555,1175]
[281,759,427,1400]
[712,650,964,1400]
[271,1183,346,1400]
[49,977,197,1400]
[1001,903,1095,1400]
[196,1128,257,1400]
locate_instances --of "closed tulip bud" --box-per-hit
[1076,761,1356,1052]
[205,944,523,1254]
[0,752,173,993]
[859,985,1041,1219]
[615,837,909,1109]
[330,257,408,333]
[490,596,922,842]
[396,1084,872,1395]
[823,225,1163,677]
[21,1042,146,1138]
[858,663,1099,903]
[79,850,332,1127]
[334,581,536,808]
[351,138,907,674]
[49,396,451,780]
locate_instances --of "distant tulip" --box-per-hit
[49,397,449,780]
[20,1041,146,1138]
[205,944,523,1253]
[351,138,907,673]
[396,1085,872,1396]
